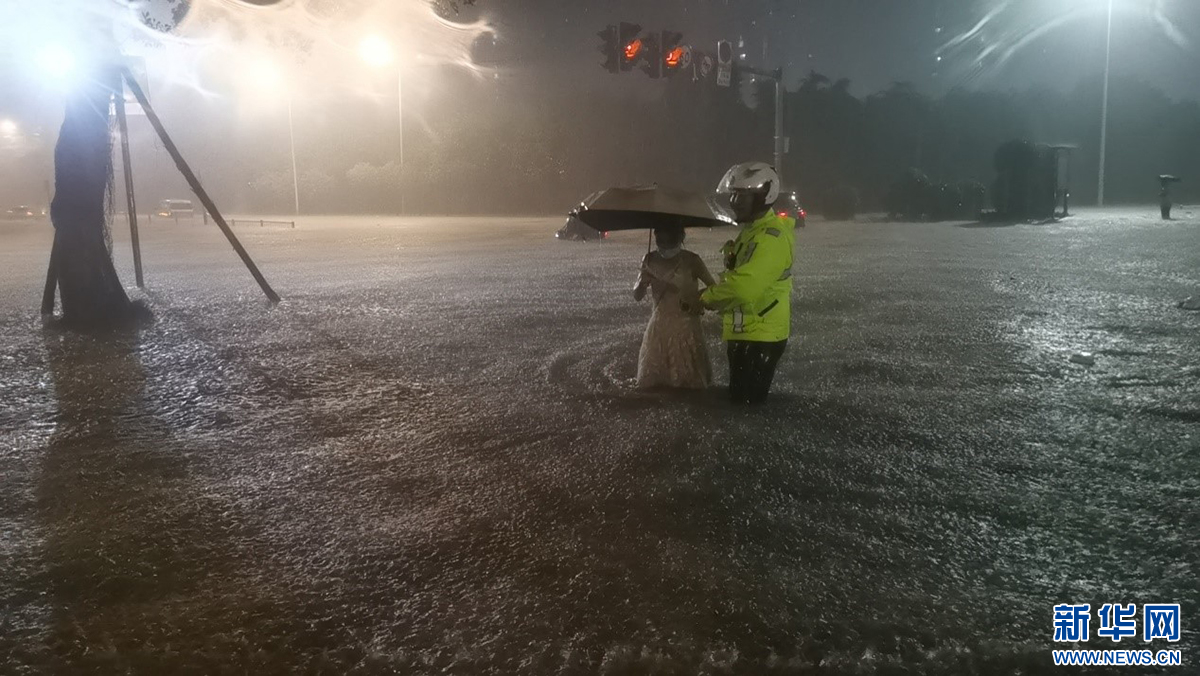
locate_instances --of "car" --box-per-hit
[155,199,195,219]
[775,192,807,227]
[555,213,608,241]
[5,205,38,219]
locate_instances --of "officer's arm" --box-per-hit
[700,232,786,310]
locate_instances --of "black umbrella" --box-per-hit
[573,185,732,233]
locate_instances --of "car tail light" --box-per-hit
[799,209,807,218]
[778,211,789,218]
[603,231,609,238]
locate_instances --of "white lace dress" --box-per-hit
[635,250,715,390]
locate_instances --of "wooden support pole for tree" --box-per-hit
[114,92,144,288]
[120,67,281,304]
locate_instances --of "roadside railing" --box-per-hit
[133,213,295,229]
[230,219,296,229]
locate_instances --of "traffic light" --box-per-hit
[661,30,688,77]
[618,22,642,72]
[597,25,619,74]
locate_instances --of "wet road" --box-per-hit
[1,210,1198,674]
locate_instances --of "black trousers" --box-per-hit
[727,339,788,404]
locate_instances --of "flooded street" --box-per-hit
[1,210,1198,674]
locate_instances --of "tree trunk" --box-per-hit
[49,66,137,328]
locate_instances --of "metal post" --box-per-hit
[1063,149,1072,217]
[1097,0,1113,206]
[287,95,301,216]
[773,68,784,187]
[397,67,406,215]
[122,68,281,304]
[114,93,144,288]
[739,64,787,184]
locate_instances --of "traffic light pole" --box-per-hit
[773,72,784,187]
[738,64,786,187]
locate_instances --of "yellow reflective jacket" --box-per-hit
[700,210,795,341]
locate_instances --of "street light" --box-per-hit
[36,43,77,81]
[358,35,395,67]
[359,34,406,214]
[246,58,301,216]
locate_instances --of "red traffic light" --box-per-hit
[665,46,685,68]
[624,38,643,61]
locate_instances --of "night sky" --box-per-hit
[487,0,1200,100]
[2,0,1197,207]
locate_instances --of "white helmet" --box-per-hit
[716,161,780,205]
[715,161,779,223]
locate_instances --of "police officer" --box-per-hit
[700,161,796,404]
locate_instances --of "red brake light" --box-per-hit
[778,211,789,217]
[799,209,806,218]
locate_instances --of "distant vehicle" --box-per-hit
[556,213,608,241]
[156,199,195,219]
[775,192,807,227]
[5,205,38,219]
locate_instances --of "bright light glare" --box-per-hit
[248,58,286,94]
[359,35,396,67]
[37,44,76,80]
[0,120,16,136]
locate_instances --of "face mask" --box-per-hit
[658,246,682,258]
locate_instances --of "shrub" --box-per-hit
[886,169,931,220]
[822,184,859,220]
[930,182,962,221]
[957,181,986,219]
[992,139,1057,219]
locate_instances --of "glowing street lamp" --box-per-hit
[248,58,286,93]
[358,34,396,67]
[36,44,77,82]
[359,34,406,214]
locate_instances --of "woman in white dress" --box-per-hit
[633,226,716,390]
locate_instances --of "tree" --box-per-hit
[47,65,144,328]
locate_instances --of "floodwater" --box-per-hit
[1,209,1197,674]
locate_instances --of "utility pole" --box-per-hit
[1097,0,1113,206]
[287,96,300,216]
[774,68,784,186]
